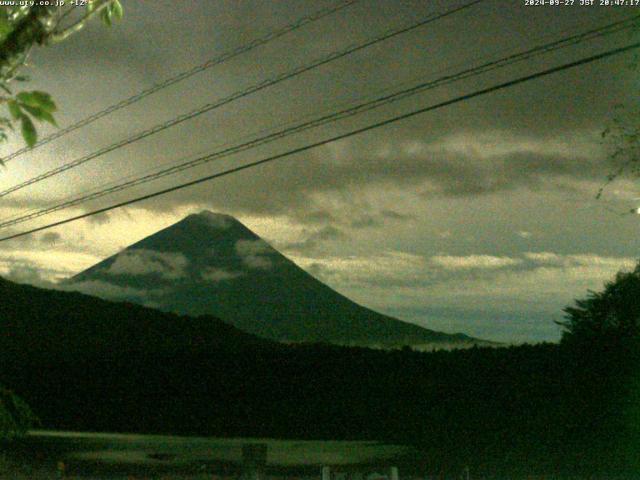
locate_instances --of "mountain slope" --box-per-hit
[67,211,481,348]
[0,275,268,362]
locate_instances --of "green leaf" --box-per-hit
[13,75,30,82]
[101,7,112,26]
[111,0,124,20]
[7,100,21,120]
[0,16,13,43]
[0,83,11,95]
[16,91,56,112]
[20,115,36,147]
[21,105,57,126]
[40,110,57,126]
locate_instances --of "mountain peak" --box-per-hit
[183,210,239,230]
[195,210,234,220]
[67,212,485,349]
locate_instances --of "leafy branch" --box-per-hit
[0,1,123,157]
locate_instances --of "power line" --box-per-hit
[0,0,360,164]
[0,14,635,230]
[1,40,637,243]
[0,0,484,198]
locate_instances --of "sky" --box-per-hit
[0,0,638,343]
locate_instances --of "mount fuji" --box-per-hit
[66,211,483,349]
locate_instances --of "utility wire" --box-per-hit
[0,16,634,229]
[0,40,637,243]
[0,0,360,164]
[0,14,634,229]
[0,0,484,197]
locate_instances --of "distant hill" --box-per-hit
[66,211,485,349]
[0,275,267,362]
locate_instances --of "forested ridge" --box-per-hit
[0,272,638,475]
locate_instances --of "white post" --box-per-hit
[322,465,331,480]
[390,466,399,480]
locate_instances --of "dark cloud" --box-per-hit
[40,232,61,244]
[156,133,610,220]
[17,0,631,221]
[380,209,416,221]
[60,279,166,301]
[2,262,59,288]
[4,264,48,286]
[84,212,111,225]
[349,214,379,229]
[278,225,348,253]
[273,204,414,231]
[298,210,338,224]
[306,261,329,279]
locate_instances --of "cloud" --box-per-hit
[235,239,274,269]
[524,252,561,263]
[242,255,273,269]
[293,250,636,343]
[40,232,61,244]
[114,126,613,223]
[201,267,243,282]
[287,205,416,232]
[235,239,271,255]
[198,211,234,230]
[293,251,428,288]
[107,249,189,279]
[430,255,522,270]
[380,209,416,221]
[2,263,57,288]
[85,212,111,225]
[155,129,610,219]
[349,214,380,229]
[524,252,637,269]
[278,225,347,252]
[59,279,164,301]
[0,249,102,281]
[300,210,338,224]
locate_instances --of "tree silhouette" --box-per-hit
[559,261,640,348]
[0,387,37,439]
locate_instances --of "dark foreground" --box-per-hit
[2,431,639,480]
[1,272,640,475]
[2,341,640,477]
[1,430,418,479]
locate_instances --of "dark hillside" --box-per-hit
[0,276,636,475]
[0,276,269,362]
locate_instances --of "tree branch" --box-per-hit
[48,0,113,44]
[0,5,54,72]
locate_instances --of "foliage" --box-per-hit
[0,387,38,439]
[0,1,123,155]
[0,274,637,474]
[597,21,640,198]
[558,260,640,347]
[598,104,640,201]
